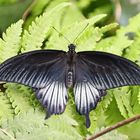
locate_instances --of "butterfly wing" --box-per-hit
[74,80,105,127]
[77,51,140,90]
[74,51,140,127]
[0,50,66,88]
[0,50,68,115]
[34,79,68,116]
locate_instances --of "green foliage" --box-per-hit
[5,84,34,114]
[0,92,14,124]
[0,2,140,140]
[0,0,18,4]
[0,20,23,62]
[21,2,71,52]
[102,14,140,140]
[0,0,32,33]
[0,110,82,140]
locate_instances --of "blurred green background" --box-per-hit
[1,0,140,36]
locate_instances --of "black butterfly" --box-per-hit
[0,44,140,128]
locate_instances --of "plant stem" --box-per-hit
[86,114,140,140]
[22,0,37,21]
[0,128,16,140]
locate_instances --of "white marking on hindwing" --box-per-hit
[74,82,101,114]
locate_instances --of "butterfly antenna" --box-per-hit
[51,26,71,44]
[73,23,89,44]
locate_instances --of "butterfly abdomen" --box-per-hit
[65,61,75,88]
[67,71,73,88]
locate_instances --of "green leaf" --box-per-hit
[120,13,140,61]
[0,92,14,124]
[95,31,133,55]
[1,110,83,140]
[47,14,107,51]
[130,87,140,114]
[100,23,118,33]
[119,121,140,140]
[0,20,23,62]
[138,90,140,105]
[105,95,125,125]
[5,83,34,115]
[21,2,71,52]
[113,88,133,118]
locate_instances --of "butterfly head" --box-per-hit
[68,44,76,52]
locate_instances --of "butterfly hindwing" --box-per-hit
[34,81,68,116]
[74,51,140,127]
[74,82,102,114]
[74,56,107,127]
[74,81,106,127]
[0,50,66,88]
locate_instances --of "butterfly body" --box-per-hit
[66,44,77,88]
[0,44,140,128]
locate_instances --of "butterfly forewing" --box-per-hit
[77,51,140,90]
[0,50,66,88]
[0,50,68,115]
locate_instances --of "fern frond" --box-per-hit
[105,96,125,125]
[1,110,82,140]
[47,14,110,51]
[0,92,14,124]
[5,84,34,115]
[21,2,71,52]
[129,87,140,114]
[0,20,23,62]
[119,13,140,61]
[95,32,133,55]
[137,88,140,106]
[113,88,134,118]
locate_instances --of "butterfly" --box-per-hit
[0,43,140,128]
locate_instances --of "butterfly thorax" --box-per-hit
[68,44,76,52]
[66,44,76,88]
